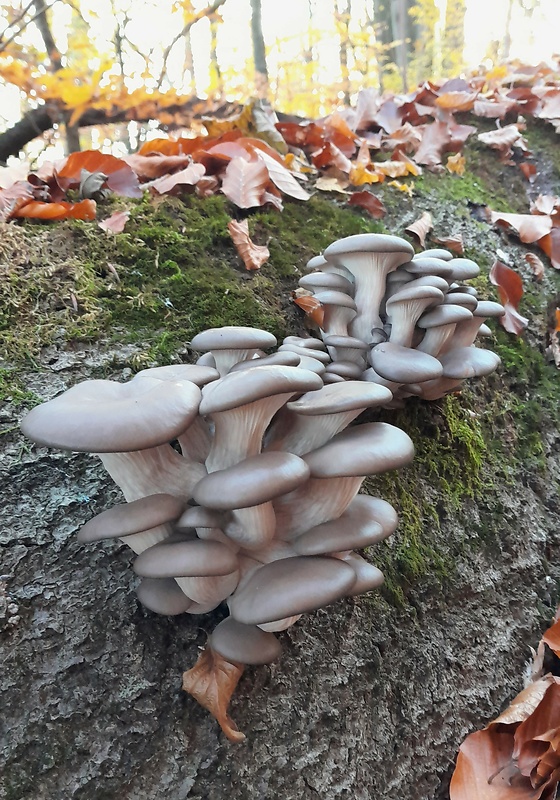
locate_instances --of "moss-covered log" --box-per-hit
[1,121,559,800]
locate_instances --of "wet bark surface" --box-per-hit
[1,347,559,800]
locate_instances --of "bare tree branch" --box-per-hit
[0,0,60,54]
[156,0,228,89]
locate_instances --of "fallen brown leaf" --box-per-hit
[520,162,537,182]
[348,190,387,219]
[525,253,545,281]
[292,293,325,327]
[405,211,433,247]
[227,219,270,270]
[487,210,553,244]
[315,176,349,193]
[150,163,206,194]
[182,646,245,743]
[221,157,269,208]
[447,152,466,175]
[489,259,529,335]
[542,619,560,658]
[98,209,130,233]
[432,233,464,254]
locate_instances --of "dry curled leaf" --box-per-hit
[12,199,96,221]
[542,619,560,658]
[489,259,529,335]
[549,309,560,368]
[56,151,142,198]
[150,163,206,194]
[478,124,523,156]
[447,152,466,176]
[487,210,553,244]
[98,210,130,234]
[432,233,464,254]
[405,211,433,247]
[227,218,270,270]
[182,646,245,743]
[292,293,325,327]
[525,253,545,281]
[254,148,310,201]
[348,190,387,219]
[315,176,349,193]
[221,157,269,208]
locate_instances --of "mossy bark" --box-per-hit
[1,125,559,799]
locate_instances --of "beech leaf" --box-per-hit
[487,210,553,244]
[537,229,560,270]
[182,646,245,743]
[348,190,387,218]
[489,259,529,335]
[525,252,545,281]
[12,199,96,221]
[405,211,433,247]
[432,233,464,254]
[292,293,325,327]
[227,219,270,271]
[150,163,206,194]
[56,151,142,198]
[221,157,269,208]
[122,153,193,179]
[98,210,130,234]
[254,148,310,201]
[542,619,560,658]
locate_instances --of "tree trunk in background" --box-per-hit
[250,0,268,98]
[208,12,223,99]
[34,0,81,154]
[442,0,465,74]
[335,0,352,104]
[390,0,409,90]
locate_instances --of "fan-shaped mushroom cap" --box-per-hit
[304,421,414,477]
[370,341,443,384]
[190,326,277,375]
[135,364,219,386]
[385,284,444,347]
[277,344,331,363]
[78,493,185,543]
[405,257,454,279]
[287,381,392,415]
[478,323,493,337]
[442,292,478,311]
[324,361,363,379]
[136,577,193,615]
[282,336,327,351]
[305,254,328,271]
[347,494,399,536]
[193,452,310,510]
[324,233,413,260]
[228,352,300,372]
[196,352,217,368]
[323,373,346,384]
[299,272,355,296]
[472,300,505,318]
[405,275,450,292]
[338,552,385,595]
[439,347,501,379]
[134,539,239,578]
[293,515,385,555]
[209,617,282,665]
[450,284,478,296]
[21,377,201,453]
[415,248,453,261]
[417,305,473,329]
[229,556,357,625]
[447,257,480,282]
[200,364,323,416]
[177,506,227,530]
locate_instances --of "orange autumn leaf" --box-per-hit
[374,160,409,178]
[254,148,310,201]
[489,259,529,335]
[349,163,383,186]
[57,151,142,198]
[520,162,537,182]
[435,90,478,112]
[536,229,560,270]
[182,646,245,743]
[122,153,194,180]
[12,199,96,221]
[150,163,206,194]
[405,211,433,247]
[487,210,553,243]
[227,218,270,270]
[348,190,387,219]
[432,233,464,254]
[292,293,325,327]
[542,619,560,658]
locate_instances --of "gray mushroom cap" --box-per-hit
[293,516,385,555]
[305,255,328,271]
[439,347,501,379]
[322,334,368,352]
[341,553,385,596]
[136,577,193,615]
[442,292,478,311]
[287,381,392,415]
[134,539,239,577]
[299,272,355,296]
[414,248,454,261]
[200,364,323,415]
[346,494,399,537]
[134,364,219,386]
[229,556,357,625]
[282,336,327,351]
[177,506,227,530]
[209,617,282,665]
[228,352,301,372]
[78,493,185,543]
[20,377,202,452]
[405,257,454,279]
[324,361,364,379]
[417,304,473,329]
[370,341,443,383]
[190,326,277,352]
[472,300,505,318]
[447,257,480,282]
[324,233,414,258]
[303,421,415,477]
[277,344,331,363]
[193,451,311,510]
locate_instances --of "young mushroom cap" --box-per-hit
[370,341,443,384]
[287,381,392,415]
[177,506,227,530]
[299,272,355,296]
[20,377,202,452]
[193,451,311,510]
[78,493,185,543]
[277,344,331,363]
[190,326,277,375]
[442,292,479,311]
[282,335,327,351]
[414,248,454,261]
[134,364,219,386]
[304,421,415,477]
[404,257,454,279]
[293,516,385,555]
[346,494,399,536]
[229,556,357,625]
[136,577,194,615]
[133,538,239,577]
[337,552,385,596]
[209,617,282,665]
[446,257,480,282]
[324,361,363,379]
[439,346,501,379]
[228,352,301,372]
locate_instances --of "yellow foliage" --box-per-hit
[387,180,414,196]
[446,152,466,176]
[349,163,383,185]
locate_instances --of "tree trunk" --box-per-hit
[250,0,268,98]
[335,0,352,104]
[390,0,409,91]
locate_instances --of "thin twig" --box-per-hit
[0,0,61,55]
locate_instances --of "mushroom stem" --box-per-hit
[273,475,365,540]
[266,408,366,456]
[175,571,240,605]
[99,446,206,502]
[225,502,277,550]
[178,416,212,463]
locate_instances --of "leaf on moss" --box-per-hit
[12,199,96,221]
[414,119,475,168]
[182,646,245,743]
[150,163,206,194]
[537,229,560,270]
[489,259,529,335]
[221,157,269,208]
[486,210,553,243]
[432,233,464,254]
[254,148,310,201]
[123,153,193,179]
[98,210,130,234]
[435,90,478,112]
[405,211,433,247]
[56,151,142,198]
[315,176,349,193]
[447,152,466,175]
[348,190,386,218]
[227,218,270,271]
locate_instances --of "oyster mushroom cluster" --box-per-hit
[20,324,414,740]
[299,234,504,403]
